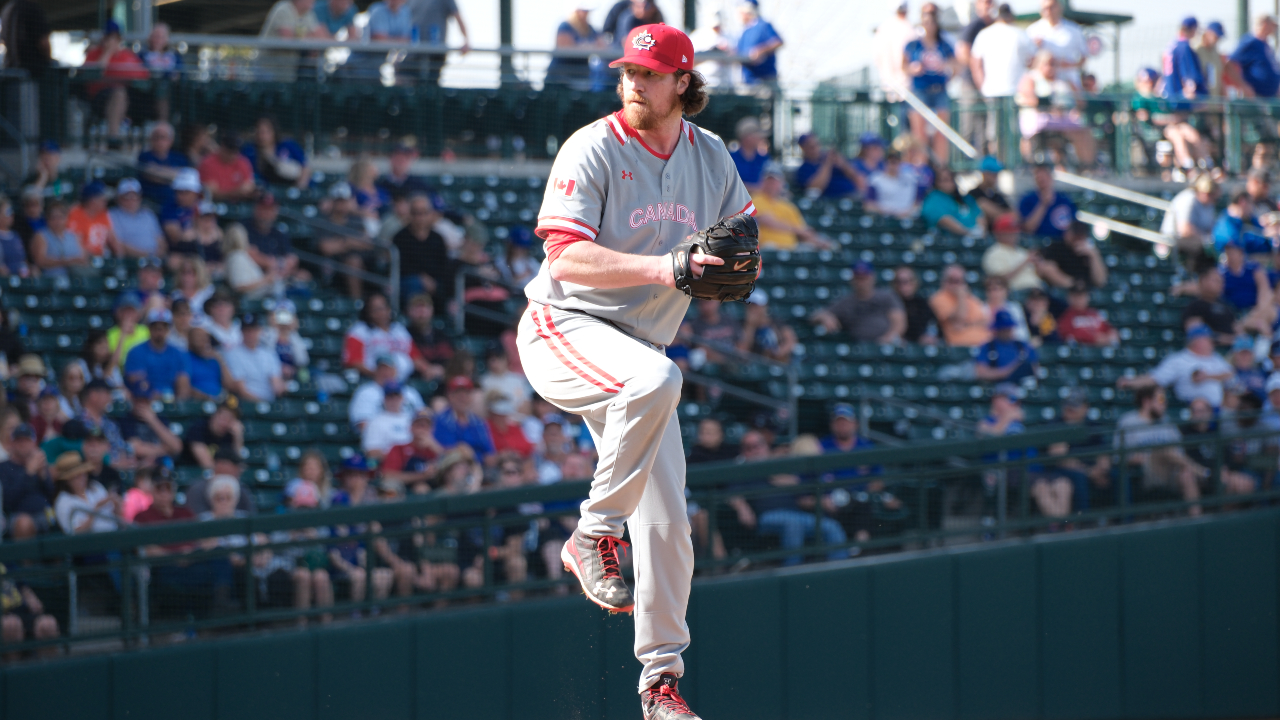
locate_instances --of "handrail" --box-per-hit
[1076,210,1175,248]
[893,82,979,159]
[277,206,401,311]
[1053,170,1172,212]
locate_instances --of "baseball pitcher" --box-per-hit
[517,23,760,720]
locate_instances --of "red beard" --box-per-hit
[623,94,678,130]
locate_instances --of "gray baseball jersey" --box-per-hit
[526,110,756,346]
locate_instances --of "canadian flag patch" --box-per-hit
[553,178,576,197]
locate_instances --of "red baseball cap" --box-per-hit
[609,24,695,74]
[993,214,1020,233]
[446,375,475,392]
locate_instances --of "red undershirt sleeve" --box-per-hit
[543,229,593,264]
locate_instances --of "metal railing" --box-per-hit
[277,206,401,311]
[2,418,1273,659]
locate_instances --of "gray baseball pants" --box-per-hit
[517,302,693,693]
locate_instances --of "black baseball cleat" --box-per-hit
[641,674,701,720]
[561,529,635,613]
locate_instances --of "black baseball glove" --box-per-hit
[670,214,761,302]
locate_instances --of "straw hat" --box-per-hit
[52,451,94,482]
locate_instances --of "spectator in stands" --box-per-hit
[1015,51,1096,167]
[242,116,311,189]
[1162,175,1220,258]
[865,150,920,218]
[0,198,29,279]
[77,380,129,464]
[1057,283,1117,346]
[83,21,148,148]
[737,1,783,85]
[119,398,183,469]
[186,401,244,471]
[259,0,328,82]
[738,430,848,566]
[1115,385,1205,512]
[317,182,375,299]
[328,455,405,603]
[480,348,531,413]
[982,214,1046,292]
[1120,325,1233,408]
[181,123,215,168]
[1212,193,1270,255]
[9,355,44,420]
[199,130,257,203]
[266,303,308,380]
[971,159,1014,224]
[545,3,602,88]
[201,293,243,350]
[434,376,495,464]
[1195,21,1232,98]
[499,226,539,289]
[486,393,533,458]
[52,451,119,534]
[872,1,917,105]
[1245,169,1277,215]
[687,418,737,464]
[983,276,1029,341]
[955,0,994,149]
[1038,220,1107,289]
[1026,0,1087,89]
[284,449,332,508]
[107,295,149,374]
[0,556,59,651]
[124,308,190,401]
[30,388,62,443]
[361,383,414,458]
[25,141,71,201]
[795,133,862,198]
[245,192,308,285]
[224,223,275,299]
[225,314,285,403]
[14,187,44,255]
[161,169,202,268]
[930,264,992,347]
[1018,164,1076,240]
[67,182,120,259]
[314,0,359,37]
[730,117,770,191]
[79,333,123,390]
[409,0,471,84]
[350,354,427,430]
[970,6,1036,157]
[344,292,422,381]
[819,403,874,456]
[1230,337,1267,398]
[109,178,165,259]
[171,257,214,323]
[137,123,188,207]
[382,409,443,489]
[394,195,452,308]
[31,200,88,278]
[903,3,958,160]
[737,291,797,362]
[377,138,433,201]
[893,266,937,344]
[55,363,84,420]
[1220,241,1274,321]
[193,202,229,271]
[922,167,983,236]
[976,310,1039,382]
[811,262,905,344]
[752,163,834,250]
[1230,14,1280,99]
[0,423,52,537]
[1181,268,1254,346]
[186,450,255,514]
[1163,18,1207,105]
[139,23,180,122]
[404,294,451,381]
[349,158,389,221]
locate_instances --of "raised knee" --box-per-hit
[633,358,682,403]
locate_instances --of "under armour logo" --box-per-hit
[595,581,616,598]
[622,170,633,180]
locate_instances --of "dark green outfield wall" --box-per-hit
[5,510,1278,720]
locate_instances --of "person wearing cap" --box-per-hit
[350,354,426,429]
[1119,325,1234,408]
[1245,169,1277,216]
[1227,335,1268,399]
[1056,282,1117,346]
[76,379,130,464]
[751,162,834,250]
[981,213,1047,292]
[30,387,64,444]
[267,302,309,380]
[485,391,534,458]
[730,117,770,190]
[404,294,453,381]
[378,136,436,203]
[104,296,150,377]
[186,401,245,471]
[1038,220,1107,289]
[736,0,783,85]
[30,200,88,278]
[903,3,958,160]
[392,194,451,306]
[79,423,123,498]
[1195,21,1234,98]
[1162,175,1221,257]
[223,314,285,403]
[545,3,603,89]
[975,309,1039,382]
[738,289,797,362]
[1230,15,1280,99]
[0,423,53,538]
[1219,235,1274,317]
[137,122,190,206]
[1162,17,1208,107]
[922,166,983,236]
[25,138,68,200]
[361,381,415,457]
[1045,389,1112,509]
[52,450,119,534]
[865,149,921,219]
[929,264,993,347]
[969,156,1012,219]
[0,197,27,280]
[1017,164,1077,241]
[160,168,202,264]
[327,454,411,604]
[809,261,905,344]
[796,132,865,198]
[318,181,377,300]
[10,354,46,420]
[108,178,165,259]
[66,181,121,258]
[1212,191,1271,257]
[198,129,256,203]
[1115,385,1208,511]
[434,375,495,463]
[183,450,255,516]
[124,307,191,400]
[382,409,444,488]
[199,292,243,350]
[344,292,423,382]
[242,116,311,188]
[969,5,1036,156]
[81,21,148,148]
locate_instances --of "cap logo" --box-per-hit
[632,30,656,51]
[682,55,688,62]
